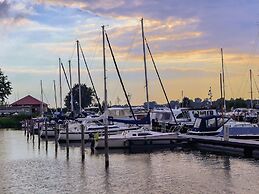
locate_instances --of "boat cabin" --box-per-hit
[189,115,229,135]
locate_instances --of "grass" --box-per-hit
[0,115,31,129]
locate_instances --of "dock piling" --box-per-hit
[24,120,27,136]
[26,120,29,142]
[66,122,69,159]
[81,124,85,161]
[45,120,48,152]
[55,124,58,155]
[38,122,40,150]
[223,125,229,141]
[31,120,35,143]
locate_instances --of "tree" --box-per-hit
[182,97,192,108]
[227,98,247,110]
[64,84,95,111]
[0,69,12,105]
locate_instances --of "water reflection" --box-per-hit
[1,129,259,194]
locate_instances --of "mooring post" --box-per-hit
[223,125,229,141]
[81,124,85,161]
[66,122,69,159]
[54,123,58,154]
[45,120,48,152]
[38,122,41,150]
[31,120,35,143]
[26,120,29,142]
[24,120,26,136]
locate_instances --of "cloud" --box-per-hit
[4,66,57,75]
[0,0,10,18]
[2,0,259,105]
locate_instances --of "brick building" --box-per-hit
[11,95,48,115]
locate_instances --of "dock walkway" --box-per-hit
[180,134,259,158]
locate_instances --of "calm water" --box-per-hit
[1,129,259,194]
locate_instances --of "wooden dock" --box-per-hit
[179,134,259,158]
[127,134,259,158]
[127,136,188,152]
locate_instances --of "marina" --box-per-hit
[1,0,259,193]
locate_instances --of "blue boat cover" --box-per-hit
[218,127,259,136]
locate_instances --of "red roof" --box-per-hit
[11,95,47,106]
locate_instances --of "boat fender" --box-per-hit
[94,132,99,141]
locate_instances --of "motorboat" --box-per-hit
[95,128,178,149]
[187,115,259,139]
[187,115,228,136]
[150,108,218,132]
[217,122,259,139]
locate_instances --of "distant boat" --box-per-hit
[151,108,218,131]
[231,108,259,123]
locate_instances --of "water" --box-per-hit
[1,129,259,194]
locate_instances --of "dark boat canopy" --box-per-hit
[191,115,230,132]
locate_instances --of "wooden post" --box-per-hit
[81,124,85,161]
[24,120,26,135]
[38,122,40,150]
[55,124,58,154]
[45,120,48,152]
[66,123,69,159]
[223,125,229,141]
[31,120,35,143]
[26,120,29,142]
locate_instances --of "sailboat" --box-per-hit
[95,20,179,149]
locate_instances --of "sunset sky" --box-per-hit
[1,0,259,107]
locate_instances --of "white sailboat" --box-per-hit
[58,119,139,143]
[95,128,178,149]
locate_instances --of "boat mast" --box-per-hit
[221,48,226,111]
[105,32,137,122]
[145,38,177,124]
[102,25,109,168]
[79,42,103,113]
[59,58,63,114]
[77,40,82,115]
[250,69,253,108]
[40,80,44,117]
[69,60,74,117]
[181,90,184,108]
[220,73,223,113]
[141,18,149,111]
[220,73,226,137]
[53,80,58,112]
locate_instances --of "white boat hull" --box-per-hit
[58,126,139,143]
[40,129,56,138]
[58,132,90,143]
[95,132,178,149]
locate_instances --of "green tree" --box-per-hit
[64,84,95,111]
[0,69,12,105]
[227,98,247,110]
[182,97,192,108]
